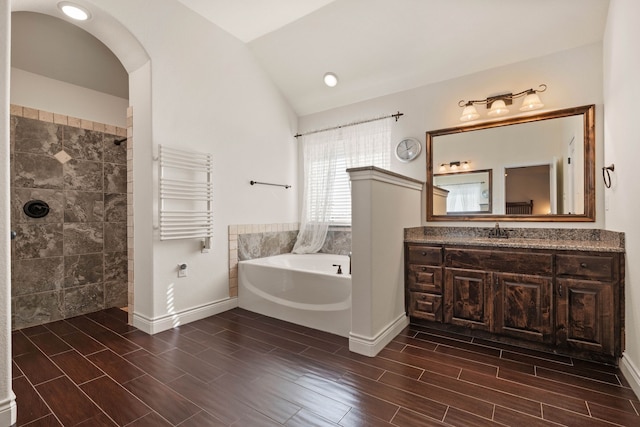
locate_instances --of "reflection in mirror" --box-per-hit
[426,105,595,222]
[433,170,492,214]
[505,165,551,214]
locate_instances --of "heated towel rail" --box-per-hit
[158,145,213,245]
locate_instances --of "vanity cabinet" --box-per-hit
[405,243,624,360]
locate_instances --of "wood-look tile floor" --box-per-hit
[11,307,640,427]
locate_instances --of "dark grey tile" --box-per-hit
[104,163,127,193]
[63,223,104,256]
[104,251,128,283]
[14,153,64,189]
[64,254,104,288]
[104,223,127,253]
[62,126,103,162]
[11,257,64,297]
[64,191,104,222]
[104,193,127,222]
[104,135,127,164]
[63,160,103,192]
[12,188,64,224]
[13,291,64,330]
[12,223,64,260]
[104,281,128,309]
[64,283,105,318]
[13,116,62,156]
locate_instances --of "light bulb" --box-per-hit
[460,104,480,122]
[520,92,544,111]
[323,72,338,87]
[488,99,509,117]
[58,2,91,20]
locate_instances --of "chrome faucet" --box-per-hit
[332,264,343,274]
[488,222,509,239]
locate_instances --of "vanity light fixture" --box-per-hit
[458,84,547,122]
[323,72,338,87]
[439,161,470,172]
[58,2,91,20]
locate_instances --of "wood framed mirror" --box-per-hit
[426,104,595,222]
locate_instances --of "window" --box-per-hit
[305,132,389,225]
[294,118,391,253]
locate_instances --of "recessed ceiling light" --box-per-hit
[323,72,338,87]
[58,2,91,21]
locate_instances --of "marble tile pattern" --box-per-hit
[320,228,352,255]
[237,228,351,261]
[238,231,298,261]
[10,114,128,330]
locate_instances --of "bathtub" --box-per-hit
[238,253,351,337]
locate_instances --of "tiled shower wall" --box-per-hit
[10,106,128,330]
[228,224,351,297]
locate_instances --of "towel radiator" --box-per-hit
[158,144,213,248]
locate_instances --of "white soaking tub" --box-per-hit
[238,253,351,337]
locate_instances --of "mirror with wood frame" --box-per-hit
[426,104,595,222]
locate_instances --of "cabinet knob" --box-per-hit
[580,262,588,268]
[421,251,427,256]
[421,267,427,272]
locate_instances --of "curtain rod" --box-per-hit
[294,111,403,138]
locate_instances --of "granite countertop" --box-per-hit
[404,227,625,253]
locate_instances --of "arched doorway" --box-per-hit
[9,0,151,326]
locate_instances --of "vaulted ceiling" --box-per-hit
[11,0,610,116]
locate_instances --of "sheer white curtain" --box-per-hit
[292,118,390,254]
[442,182,482,213]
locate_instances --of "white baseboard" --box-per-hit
[349,313,409,357]
[132,297,238,334]
[620,352,640,399]
[0,392,17,427]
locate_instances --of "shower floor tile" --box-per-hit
[11,308,640,426]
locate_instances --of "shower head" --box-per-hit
[114,138,127,146]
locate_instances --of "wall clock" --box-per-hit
[395,138,422,162]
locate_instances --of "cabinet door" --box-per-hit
[494,273,553,343]
[556,278,615,356]
[444,268,492,331]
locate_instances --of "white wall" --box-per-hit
[8,0,299,333]
[0,1,17,425]
[299,42,604,228]
[10,67,128,127]
[113,2,298,328]
[603,0,640,396]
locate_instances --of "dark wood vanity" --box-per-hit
[404,228,625,363]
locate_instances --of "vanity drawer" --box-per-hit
[556,254,616,281]
[407,265,442,294]
[409,292,443,322]
[408,245,442,265]
[445,248,553,276]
